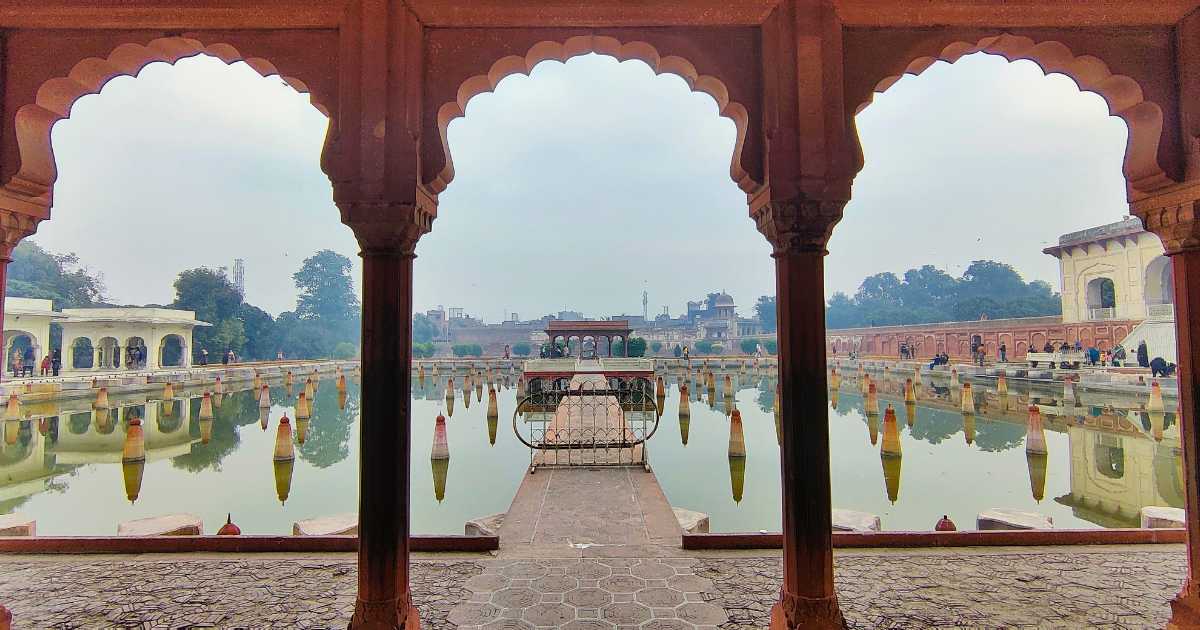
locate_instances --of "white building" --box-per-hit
[1044,217,1176,360]
[59,307,210,372]
[3,297,65,371]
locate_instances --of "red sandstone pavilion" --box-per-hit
[3,1,1200,629]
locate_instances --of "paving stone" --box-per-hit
[522,602,575,626]
[565,588,614,608]
[635,588,683,608]
[602,602,653,625]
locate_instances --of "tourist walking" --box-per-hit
[10,349,21,378]
[39,355,50,376]
[1137,341,1149,368]
[199,349,208,366]
[51,349,61,376]
[999,343,1007,363]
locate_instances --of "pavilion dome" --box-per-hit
[713,293,735,307]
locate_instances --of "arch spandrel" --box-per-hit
[1,31,337,211]
[421,28,765,199]
[843,29,1182,198]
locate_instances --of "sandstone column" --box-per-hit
[1136,186,1200,629]
[756,197,846,630]
[342,204,431,629]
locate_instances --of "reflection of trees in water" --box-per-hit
[172,390,258,472]
[755,379,775,413]
[297,386,359,468]
[903,407,960,445]
[972,417,1025,452]
[67,412,90,435]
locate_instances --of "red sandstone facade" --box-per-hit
[828,316,1140,359]
[4,2,1200,629]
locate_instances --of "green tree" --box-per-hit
[511,342,532,356]
[6,241,105,308]
[763,339,778,354]
[826,260,1062,328]
[172,268,244,359]
[740,338,757,354]
[754,296,777,332]
[650,341,663,354]
[238,304,277,360]
[695,340,715,355]
[413,342,436,358]
[625,337,647,357]
[412,313,437,344]
[294,250,361,325]
[673,344,682,358]
[452,344,482,357]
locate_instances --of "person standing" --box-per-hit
[222,349,230,366]
[199,349,208,366]
[22,346,35,377]
[999,343,1007,363]
[1137,340,1149,368]
[51,348,61,376]
[39,355,50,376]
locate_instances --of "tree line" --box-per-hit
[825,260,1061,329]
[7,242,361,362]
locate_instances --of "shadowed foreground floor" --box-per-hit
[0,546,1185,629]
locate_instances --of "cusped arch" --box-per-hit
[430,35,758,196]
[855,33,1170,195]
[7,36,330,207]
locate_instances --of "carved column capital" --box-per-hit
[339,200,434,256]
[1132,181,1200,255]
[0,205,41,261]
[753,195,846,256]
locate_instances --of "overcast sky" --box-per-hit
[35,52,1131,320]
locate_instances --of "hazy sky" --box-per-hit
[35,52,1131,320]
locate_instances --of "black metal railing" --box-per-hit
[513,377,661,469]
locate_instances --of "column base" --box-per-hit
[769,592,846,630]
[348,597,420,630]
[1169,585,1200,629]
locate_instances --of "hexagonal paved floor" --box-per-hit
[0,546,1185,628]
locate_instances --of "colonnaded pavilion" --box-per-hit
[2,1,1200,629]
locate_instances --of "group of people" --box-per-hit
[9,347,61,378]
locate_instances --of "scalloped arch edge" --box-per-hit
[428,35,760,197]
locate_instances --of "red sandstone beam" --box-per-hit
[834,0,1200,28]
[0,535,499,554]
[683,528,1186,550]
[0,1,342,29]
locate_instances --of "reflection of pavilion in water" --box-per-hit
[1057,414,1184,527]
[836,368,1186,527]
[0,395,200,510]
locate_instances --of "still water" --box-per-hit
[0,367,1182,534]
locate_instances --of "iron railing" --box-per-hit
[513,376,661,470]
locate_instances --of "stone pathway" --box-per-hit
[0,546,1186,628]
[499,467,681,555]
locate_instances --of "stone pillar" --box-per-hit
[342,203,431,630]
[755,197,846,630]
[1135,186,1200,629]
[0,209,38,381]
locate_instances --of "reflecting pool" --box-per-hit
[0,366,1182,534]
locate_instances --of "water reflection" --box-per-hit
[0,362,1188,534]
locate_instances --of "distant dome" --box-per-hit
[713,293,735,307]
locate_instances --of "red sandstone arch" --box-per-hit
[429,35,758,197]
[854,33,1171,194]
[6,36,329,208]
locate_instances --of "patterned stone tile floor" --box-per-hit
[0,546,1186,629]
